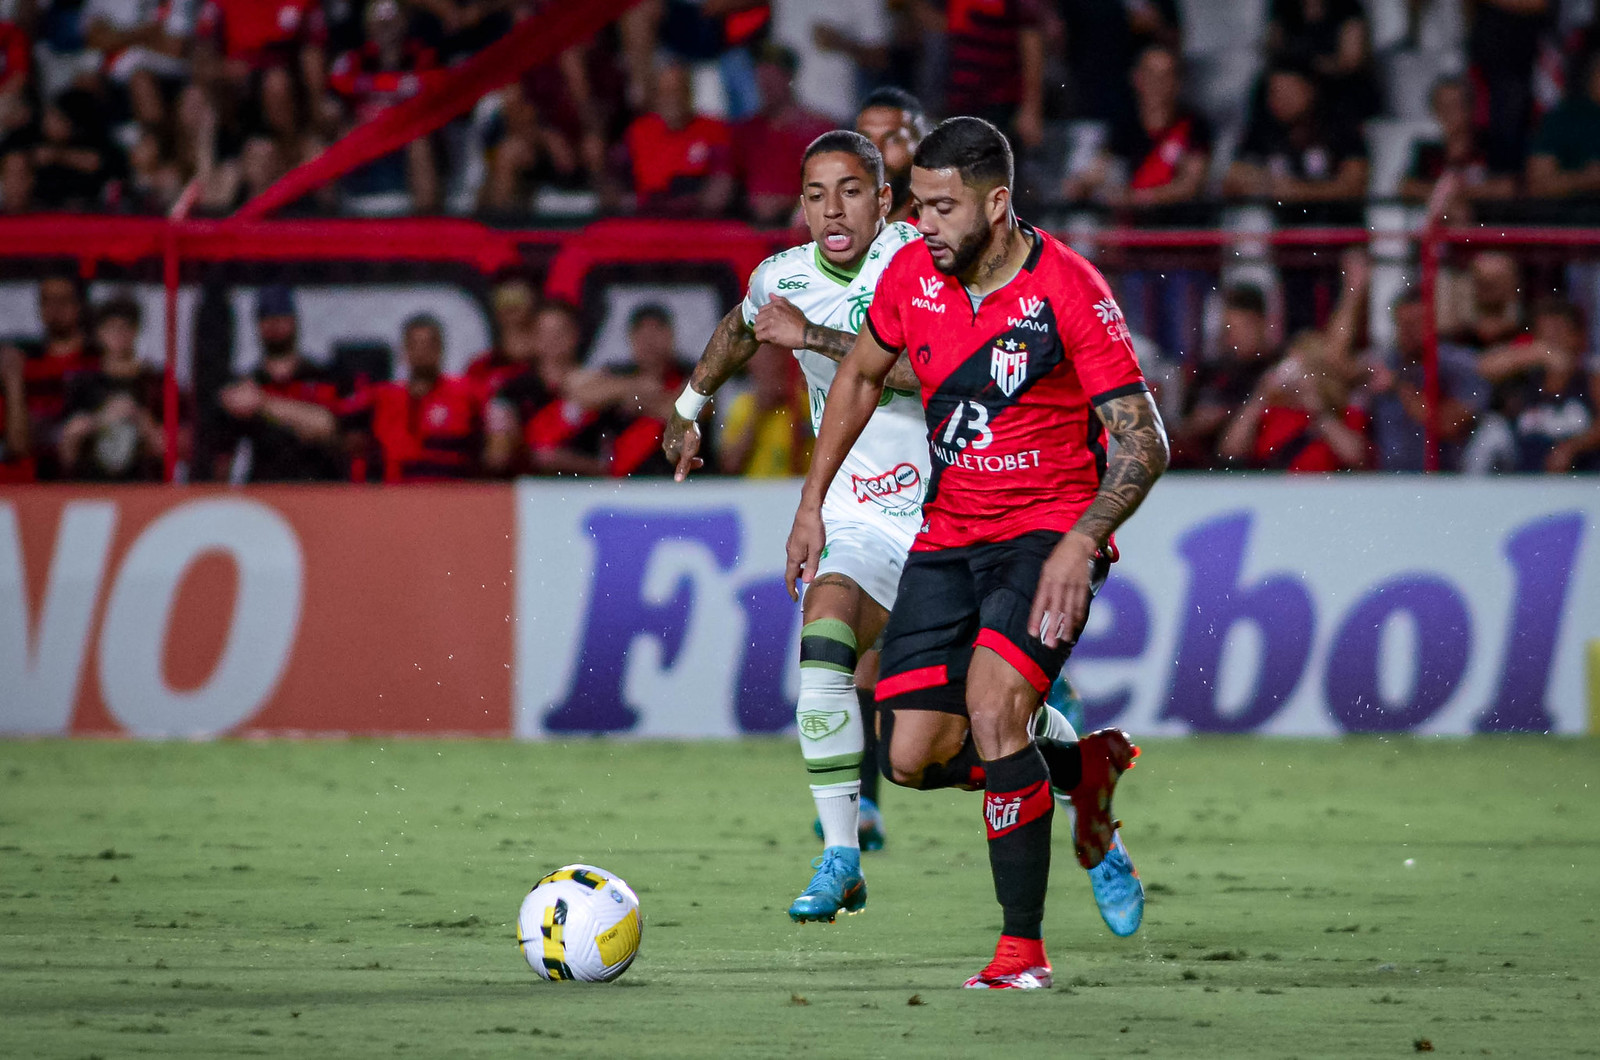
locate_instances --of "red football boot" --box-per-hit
[963,934,1053,989]
[1069,728,1139,870]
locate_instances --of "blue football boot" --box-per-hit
[1087,830,1144,937]
[787,846,866,923]
[812,798,886,851]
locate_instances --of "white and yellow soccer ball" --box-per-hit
[516,864,641,982]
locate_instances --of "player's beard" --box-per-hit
[932,217,991,278]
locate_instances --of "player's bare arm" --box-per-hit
[754,295,921,393]
[662,306,762,481]
[784,328,899,600]
[1030,390,1169,647]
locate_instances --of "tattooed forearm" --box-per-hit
[1071,391,1169,548]
[689,307,763,396]
[805,323,921,393]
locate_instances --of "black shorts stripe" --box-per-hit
[1090,381,1150,407]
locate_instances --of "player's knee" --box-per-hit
[967,693,1034,755]
[882,744,926,788]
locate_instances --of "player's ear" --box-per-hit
[878,182,892,218]
[986,184,1010,226]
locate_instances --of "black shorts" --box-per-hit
[874,530,1111,715]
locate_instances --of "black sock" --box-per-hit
[857,688,881,804]
[1036,738,1082,790]
[983,743,1054,940]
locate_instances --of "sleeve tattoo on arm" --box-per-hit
[803,323,921,393]
[1071,391,1170,548]
[692,309,763,394]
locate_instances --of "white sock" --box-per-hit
[812,780,861,850]
[798,619,863,850]
[1033,703,1079,744]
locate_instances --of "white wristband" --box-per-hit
[675,383,712,421]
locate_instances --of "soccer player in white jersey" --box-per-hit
[663,131,926,921]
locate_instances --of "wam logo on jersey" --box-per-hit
[991,338,1029,396]
[1008,295,1049,332]
[912,275,947,314]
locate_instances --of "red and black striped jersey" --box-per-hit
[865,222,1146,550]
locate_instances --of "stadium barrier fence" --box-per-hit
[2,478,1595,739]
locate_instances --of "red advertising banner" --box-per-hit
[0,486,515,736]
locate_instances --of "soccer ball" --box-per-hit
[516,864,641,982]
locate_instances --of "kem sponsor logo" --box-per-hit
[850,462,923,515]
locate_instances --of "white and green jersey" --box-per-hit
[740,221,929,538]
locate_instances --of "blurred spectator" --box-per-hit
[0,343,31,482]
[408,0,515,65]
[567,302,698,476]
[853,86,928,223]
[1227,63,1367,331]
[1399,78,1517,208]
[1366,290,1489,472]
[1168,284,1278,468]
[19,87,127,209]
[0,144,33,211]
[732,42,833,225]
[1265,0,1377,122]
[718,341,808,475]
[14,274,96,446]
[465,277,540,394]
[623,58,734,216]
[773,0,889,123]
[215,285,345,482]
[937,0,1045,150]
[1450,250,1525,350]
[57,294,166,481]
[1056,0,1182,128]
[1218,329,1372,470]
[0,16,31,137]
[351,313,485,481]
[654,0,769,121]
[1525,51,1600,200]
[193,0,329,179]
[83,0,192,129]
[328,0,442,212]
[1224,63,1369,207]
[1063,44,1210,210]
[1469,0,1552,177]
[484,298,608,476]
[1469,297,1600,472]
[479,84,581,214]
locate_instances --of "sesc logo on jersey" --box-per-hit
[991,339,1029,397]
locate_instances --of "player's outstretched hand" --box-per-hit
[784,504,826,602]
[662,412,704,481]
[1030,532,1100,649]
[752,295,808,350]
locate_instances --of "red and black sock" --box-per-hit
[858,688,881,805]
[983,743,1054,940]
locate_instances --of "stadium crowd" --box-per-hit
[0,0,1598,482]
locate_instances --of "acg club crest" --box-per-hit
[990,338,1028,397]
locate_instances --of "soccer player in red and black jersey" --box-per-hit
[785,118,1169,989]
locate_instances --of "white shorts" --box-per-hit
[814,516,916,612]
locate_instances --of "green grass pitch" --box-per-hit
[1,737,1596,1059]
